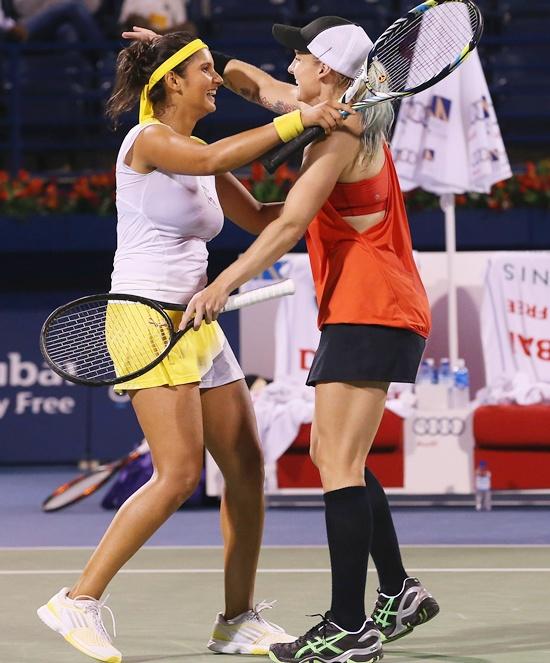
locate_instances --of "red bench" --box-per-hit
[474,404,550,489]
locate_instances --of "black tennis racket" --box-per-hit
[40,279,295,387]
[263,0,483,173]
[42,441,149,512]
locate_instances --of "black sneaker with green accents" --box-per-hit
[371,577,440,643]
[268,613,383,663]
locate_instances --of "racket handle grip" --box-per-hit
[263,126,324,173]
[223,279,295,312]
[263,109,352,173]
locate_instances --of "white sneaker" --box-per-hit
[207,600,296,655]
[37,587,122,663]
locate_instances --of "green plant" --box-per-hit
[1,160,549,217]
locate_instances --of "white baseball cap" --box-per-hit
[272,16,373,79]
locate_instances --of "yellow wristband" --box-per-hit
[273,110,304,143]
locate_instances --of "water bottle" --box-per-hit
[428,358,438,383]
[453,358,470,407]
[438,358,452,385]
[438,357,453,407]
[475,461,492,511]
[417,358,435,385]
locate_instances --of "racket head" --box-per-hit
[349,0,483,109]
[41,462,120,512]
[41,449,141,512]
[40,293,176,387]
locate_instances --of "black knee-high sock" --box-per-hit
[324,486,372,631]
[365,467,408,595]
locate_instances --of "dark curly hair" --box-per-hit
[106,32,201,127]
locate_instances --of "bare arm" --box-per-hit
[213,142,344,289]
[216,173,283,235]
[132,101,351,176]
[180,132,354,328]
[223,59,304,114]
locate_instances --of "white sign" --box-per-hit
[404,408,474,493]
[274,254,320,382]
[481,252,550,385]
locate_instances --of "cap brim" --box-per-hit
[272,24,309,52]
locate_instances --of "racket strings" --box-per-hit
[46,305,113,379]
[107,303,170,376]
[368,2,480,97]
[43,299,173,383]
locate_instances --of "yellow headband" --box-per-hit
[139,38,208,123]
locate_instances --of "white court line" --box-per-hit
[2,567,550,576]
[1,544,549,551]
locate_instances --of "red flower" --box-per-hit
[250,162,265,182]
[525,162,537,178]
[27,178,44,196]
[43,182,59,209]
[274,163,296,186]
[90,174,111,187]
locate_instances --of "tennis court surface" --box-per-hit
[2,544,549,663]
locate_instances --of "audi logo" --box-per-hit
[412,417,466,436]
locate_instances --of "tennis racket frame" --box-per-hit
[263,0,483,173]
[40,280,295,387]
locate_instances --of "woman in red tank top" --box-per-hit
[181,16,438,663]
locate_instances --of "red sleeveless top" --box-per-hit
[305,144,431,337]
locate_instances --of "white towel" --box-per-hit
[476,372,550,406]
[252,378,315,464]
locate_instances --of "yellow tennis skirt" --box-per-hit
[106,305,243,393]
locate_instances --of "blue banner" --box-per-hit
[0,306,142,463]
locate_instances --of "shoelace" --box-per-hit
[73,594,117,641]
[292,613,332,647]
[249,600,278,627]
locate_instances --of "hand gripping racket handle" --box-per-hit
[263,126,323,173]
[223,278,295,311]
[263,111,352,173]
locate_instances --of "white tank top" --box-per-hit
[111,123,224,305]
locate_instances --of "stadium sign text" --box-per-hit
[0,352,75,420]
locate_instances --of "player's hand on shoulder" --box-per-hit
[301,100,355,134]
[341,111,363,137]
[122,25,159,42]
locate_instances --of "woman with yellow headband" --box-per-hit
[36,31,352,663]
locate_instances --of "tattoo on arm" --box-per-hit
[238,88,298,113]
[259,96,298,114]
[225,78,298,113]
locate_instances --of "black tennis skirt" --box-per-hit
[306,323,426,386]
